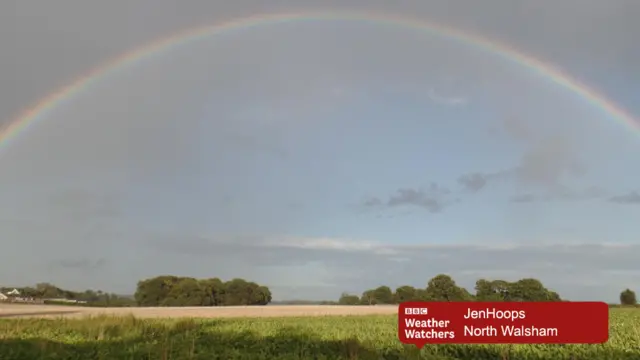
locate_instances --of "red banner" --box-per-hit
[398,301,608,346]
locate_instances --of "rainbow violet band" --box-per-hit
[1,11,637,152]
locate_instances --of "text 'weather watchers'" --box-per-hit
[398,302,608,346]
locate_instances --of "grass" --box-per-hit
[0,308,639,359]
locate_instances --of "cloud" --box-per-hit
[146,234,640,302]
[457,133,588,197]
[363,183,452,213]
[514,135,586,187]
[547,185,606,201]
[457,173,487,192]
[609,191,640,204]
[510,185,607,203]
[457,171,510,192]
[427,88,467,106]
[476,108,589,191]
[362,197,384,207]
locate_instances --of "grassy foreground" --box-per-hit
[0,309,639,360]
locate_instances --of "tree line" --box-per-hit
[0,283,136,307]
[134,276,272,306]
[1,276,273,307]
[338,275,563,305]
[3,274,637,307]
[338,274,639,306]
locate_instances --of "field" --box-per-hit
[0,304,399,319]
[1,305,639,359]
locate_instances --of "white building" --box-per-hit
[6,289,20,296]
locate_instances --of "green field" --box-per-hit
[1,309,639,360]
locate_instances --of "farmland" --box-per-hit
[0,305,639,359]
[0,304,398,319]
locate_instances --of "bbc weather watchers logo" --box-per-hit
[405,307,428,315]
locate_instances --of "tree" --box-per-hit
[339,275,564,304]
[474,278,561,302]
[199,278,225,306]
[35,283,64,299]
[162,277,207,306]
[360,289,377,305]
[620,289,637,305]
[251,285,273,305]
[394,286,417,303]
[547,291,561,302]
[372,286,394,304]
[460,287,475,301]
[425,274,469,301]
[413,288,431,301]
[474,279,506,301]
[490,280,511,300]
[134,275,182,306]
[5,275,269,308]
[338,292,360,305]
[19,287,39,298]
[223,278,253,306]
[509,278,557,301]
[134,276,271,306]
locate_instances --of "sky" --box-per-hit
[1,0,639,302]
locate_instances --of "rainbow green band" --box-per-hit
[1,11,636,152]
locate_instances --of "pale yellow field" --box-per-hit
[0,303,399,318]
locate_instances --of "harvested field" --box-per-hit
[0,303,398,318]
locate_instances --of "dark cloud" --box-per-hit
[457,173,487,192]
[362,197,383,207]
[364,183,451,213]
[609,191,640,204]
[459,131,590,199]
[457,171,511,192]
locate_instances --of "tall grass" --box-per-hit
[0,309,638,359]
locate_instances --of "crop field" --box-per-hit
[0,304,399,319]
[0,305,639,359]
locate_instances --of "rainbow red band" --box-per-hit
[1,11,637,153]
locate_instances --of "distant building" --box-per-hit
[0,293,7,301]
[7,289,20,296]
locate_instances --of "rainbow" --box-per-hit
[1,11,637,152]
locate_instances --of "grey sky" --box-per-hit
[1,1,639,301]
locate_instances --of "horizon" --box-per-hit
[2,273,634,303]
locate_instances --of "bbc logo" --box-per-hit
[405,307,428,315]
